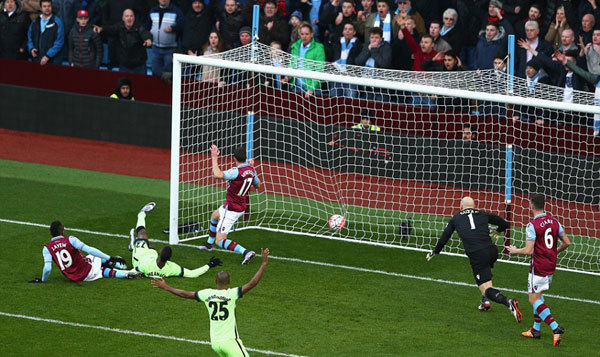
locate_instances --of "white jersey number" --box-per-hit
[55,249,73,270]
[237,177,254,196]
[468,213,476,230]
[544,228,554,249]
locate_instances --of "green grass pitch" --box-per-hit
[1,159,599,356]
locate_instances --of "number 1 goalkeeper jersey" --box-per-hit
[195,287,243,342]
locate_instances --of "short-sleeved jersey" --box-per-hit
[44,236,92,282]
[434,209,509,254]
[133,247,184,278]
[195,287,243,342]
[526,213,564,277]
[223,164,259,212]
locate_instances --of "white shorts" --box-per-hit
[84,255,104,282]
[527,272,553,293]
[217,205,244,235]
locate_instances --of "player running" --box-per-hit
[508,194,570,346]
[29,221,140,283]
[129,202,223,278]
[198,145,260,265]
[152,248,270,357]
[427,196,522,322]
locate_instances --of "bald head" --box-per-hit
[216,271,230,287]
[460,196,475,209]
[583,14,595,32]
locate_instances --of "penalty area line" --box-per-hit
[0,311,307,357]
[2,218,599,305]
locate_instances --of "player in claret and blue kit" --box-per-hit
[199,145,260,264]
[508,194,571,346]
[29,221,141,283]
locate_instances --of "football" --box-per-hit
[328,215,346,230]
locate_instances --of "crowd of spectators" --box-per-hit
[3,0,600,130]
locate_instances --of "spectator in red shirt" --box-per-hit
[398,15,438,71]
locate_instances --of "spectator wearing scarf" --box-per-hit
[362,0,398,43]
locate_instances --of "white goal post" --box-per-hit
[170,42,600,276]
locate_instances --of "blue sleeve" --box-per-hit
[558,222,565,235]
[525,223,536,241]
[69,237,110,260]
[223,167,239,181]
[46,18,64,58]
[42,247,52,282]
[27,23,34,51]
[253,175,260,187]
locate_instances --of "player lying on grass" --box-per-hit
[427,197,522,322]
[198,145,260,265]
[129,202,222,278]
[508,194,570,346]
[30,221,141,283]
[152,248,270,357]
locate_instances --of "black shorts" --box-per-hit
[466,245,499,286]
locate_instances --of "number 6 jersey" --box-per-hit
[526,213,564,277]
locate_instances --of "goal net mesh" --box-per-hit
[173,42,600,275]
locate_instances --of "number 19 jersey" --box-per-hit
[195,287,243,342]
[44,236,91,282]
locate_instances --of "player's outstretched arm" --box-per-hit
[151,277,196,299]
[428,220,455,260]
[30,247,53,283]
[488,213,509,232]
[211,144,224,179]
[241,248,269,295]
[507,240,534,255]
[182,256,222,278]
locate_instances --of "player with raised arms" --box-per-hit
[129,202,223,278]
[152,248,270,357]
[508,194,570,346]
[427,197,522,321]
[198,145,260,264]
[29,220,141,283]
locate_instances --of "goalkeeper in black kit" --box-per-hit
[426,196,522,322]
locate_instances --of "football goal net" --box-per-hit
[170,42,600,276]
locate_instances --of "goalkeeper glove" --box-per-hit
[208,256,222,268]
[426,251,436,261]
[105,256,127,269]
[490,230,503,240]
[28,278,43,283]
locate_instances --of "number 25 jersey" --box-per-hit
[195,287,243,342]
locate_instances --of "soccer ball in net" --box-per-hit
[328,215,346,231]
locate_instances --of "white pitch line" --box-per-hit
[0,312,306,357]
[2,218,599,305]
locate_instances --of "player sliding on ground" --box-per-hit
[198,145,260,265]
[152,248,270,357]
[508,194,570,346]
[427,196,522,322]
[30,221,141,283]
[129,202,223,278]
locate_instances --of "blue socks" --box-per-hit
[207,219,217,245]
